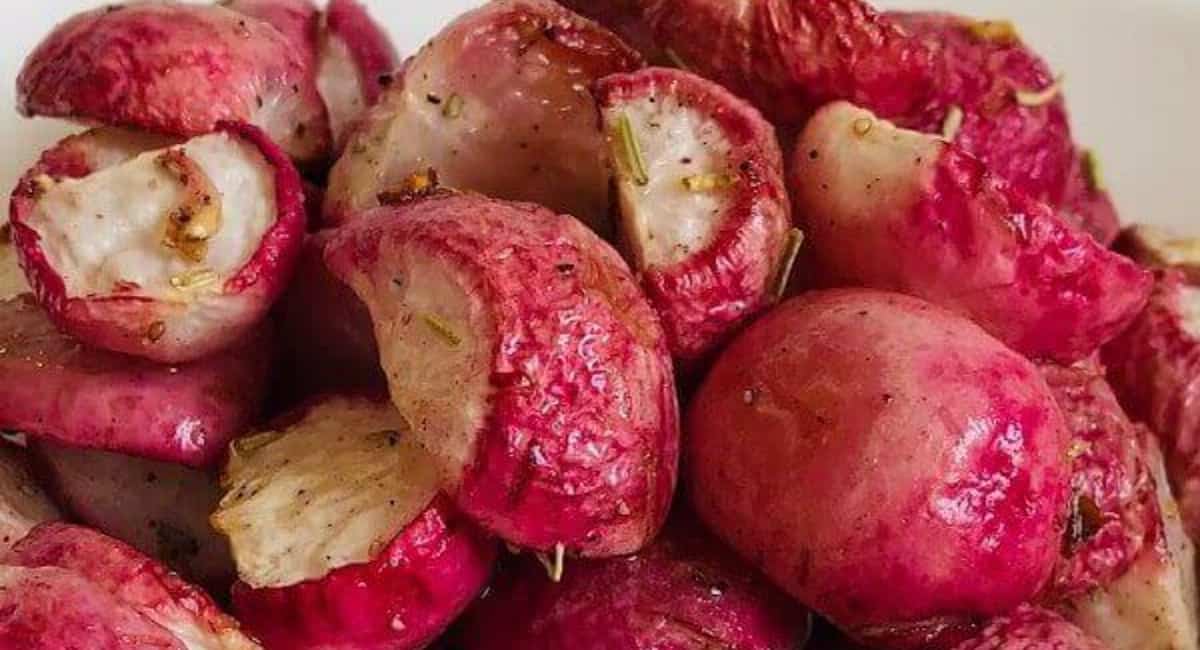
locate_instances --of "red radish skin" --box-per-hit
[29,441,234,592]
[1039,360,1157,600]
[10,122,306,363]
[221,0,320,66]
[687,290,1071,646]
[6,522,257,649]
[324,0,398,107]
[0,565,187,650]
[0,295,272,468]
[457,515,810,650]
[233,497,496,650]
[791,102,1150,363]
[17,2,331,163]
[953,606,1110,650]
[594,67,794,362]
[323,0,642,234]
[325,193,679,557]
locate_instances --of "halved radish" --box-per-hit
[10,123,305,363]
[791,102,1150,363]
[457,514,810,650]
[323,0,642,235]
[29,441,233,591]
[317,0,400,148]
[17,2,331,164]
[212,395,496,649]
[595,67,795,362]
[0,444,59,553]
[0,294,272,468]
[324,193,679,557]
[6,522,258,649]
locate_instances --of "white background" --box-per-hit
[1,0,1196,232]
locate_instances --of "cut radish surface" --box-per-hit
[317,0,399,148]
[17,2,331,164]
[596,67,794,361]
[6,523,258,649]
[30,441,233,591]
[212,396,439,589]
[791,102,1150,363]
[10,124,305,363]
[324,0,641,234]
[326,193,679,557]
[0,294,272,468]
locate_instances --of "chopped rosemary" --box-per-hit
[941,105,965,141]
[1081,149,1105,192]
[664,48,691,71]
[169,268,218,291]
[681,173,738,192]
[420,313,462,347]
[966,19,1019,45]
[614,113,650,186]
[770,229,805,303]
[852,118,874,136]
[536,543,566,583]
[442,94,464,119]
[1015,76,1063,107]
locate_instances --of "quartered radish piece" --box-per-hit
[0,294,272,468]
[10,123,304,363]
[17,2,331,164]
[325,193,679,557]
[324,0,641,234]
[791,102,1150,363]
[213,395,496,650]
[595,67,795,362]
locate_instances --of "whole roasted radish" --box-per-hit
[324,0,642,234]
[17,1,331,164]
[212,395,497,650]
[10,124,305,363]
[325,192,679,558]
[0,294,272,468]
[687,289,1071,647]
[457,514,810,650]
[594,67,796,362]
[790,102,1150,363]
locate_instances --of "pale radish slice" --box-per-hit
[595,67,795,362]
[791,101,1150,363]
[0,294,272,468]
[323,0,641,235]
[10,123,305,363]
[17,2,331,164]
[325,193,679,557]
[6,523,259,649]
[29,441,233,591]
[212,396,439,589]
[317,0,399,148]
[0,445,59,552]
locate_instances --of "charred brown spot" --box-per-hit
[1064,493,1105,551]
[146,321,167,343]
[157,149,222,263]
[377,168,442,206]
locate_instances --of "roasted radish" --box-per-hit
[0,445,58,553]
[457,514,810,650]
[0,294,272,468]
[30,441,233,591]
[595,67,795,362]
[325,193,679,557]
[954,606,1109,650]
[10,123,305,363]
[323,0,642,234]
[17,2,331,164]
[791,102,1150,363]
[317,0,400,148]
[212,396,497,649]
[687,290,1071,646]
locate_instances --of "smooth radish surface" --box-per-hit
[0,294,272,468]
[326,192,679,557]
[595,67,795,362]
[323,0,642,234]
[30,441,233,591]
[687,290,1070,646]
[0,445,59,553]
[10,124,305,363]
[791,102,1150,363]
[17,2,331,163]
[457,514,810,650]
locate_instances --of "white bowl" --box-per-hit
[1,0,1195,232]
